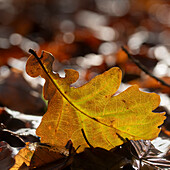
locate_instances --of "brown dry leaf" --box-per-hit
[72,147,129,170]
[0,141,15,170]
[0,107,31,131]
[39,41,75,62]
[11,143,71,169]
[0,46,26,66]
[129,76,170,94]
[0,68,46,115]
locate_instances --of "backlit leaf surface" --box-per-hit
[26,51,165,152]
[10,143,34,169]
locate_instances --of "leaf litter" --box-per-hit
[0,1,170,169]
[8,50,169,169]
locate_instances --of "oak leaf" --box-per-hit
[26,50,165,152]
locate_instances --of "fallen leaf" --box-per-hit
[0,141,15,170]
[0,124,25,147]
[10,142,72,169]
[0,107,31,131]
[26,50,165,152]
[29,143,71,169]
[10,143,34,170]
[129,76,170,94]
[0,68,46,115]
[0,46,26,66]
[72,147,130,170]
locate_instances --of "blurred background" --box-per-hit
[0,0,170,123]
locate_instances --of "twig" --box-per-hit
[122,46,170,87]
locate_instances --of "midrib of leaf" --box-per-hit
[29,50,100,121]
[29,49,138,138]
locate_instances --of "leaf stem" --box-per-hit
[81,128,94,148]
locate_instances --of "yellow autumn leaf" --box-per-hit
[10,143,34,170]
[26,50,165,152]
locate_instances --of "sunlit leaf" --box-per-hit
[10,143,34,170]
[26,50,165,152]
